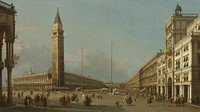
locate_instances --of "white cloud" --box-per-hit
[14,42,30,54]
[65,49,82,63]
[1,42,29,57]
[17,25,47,34]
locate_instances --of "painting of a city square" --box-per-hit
[0,0,200,112]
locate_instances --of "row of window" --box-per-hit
[158,78,165,84]
[157,60,165,67]
[174,72,189,83]
[53,31,63,36]
[175,55,189,70]
[66,75,101,84]
[157,68,166,75]
[175,45,189,57]
[14,77,47,83]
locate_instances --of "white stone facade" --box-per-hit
[157,53,166,96]
[173,18,200,103]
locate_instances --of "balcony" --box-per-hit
[173,13,198,17]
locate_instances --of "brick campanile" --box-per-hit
[52,8,65,87]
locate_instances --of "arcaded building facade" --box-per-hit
[13,71,105,90]
[125,72,140,92]
[126,4,200,103]
[13,9,105,91]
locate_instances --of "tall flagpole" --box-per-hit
[81,46,83,90]
[110,40,113,83]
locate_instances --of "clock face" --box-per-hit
[168,58,172,69]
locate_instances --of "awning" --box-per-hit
[140,87,146,92]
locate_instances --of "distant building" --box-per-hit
[13,8,105,91]
[125,52,162,94]
[125,72,140,93]
[13,71,105,90]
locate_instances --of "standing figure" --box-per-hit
[147,95,152,107]
[123,95,127,104]
[175,95,180,107]
[168,97,173,107]
[18,92,20,99]
[126,95,132,105]
[66,94,71,104]
[43,95,47,106]
[21,91,24,98]
[85,95,91,106]
[60,95,66,105]
[24,96,29,107]
[180,95,185,107]
[115,100,119,107]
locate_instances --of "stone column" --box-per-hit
[180,84,183,96]
[160,86,162,95]
[7,67,13,105]
[0,38,3,101]
[5,41,15,105]
[189,85,191,103]
[0,69,2,99]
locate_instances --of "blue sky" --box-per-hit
[2,0,200,84]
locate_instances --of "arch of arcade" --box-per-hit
[0,1,16,106]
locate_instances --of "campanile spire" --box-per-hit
[54,7,62,25]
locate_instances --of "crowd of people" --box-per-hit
[23,92,48,107]
[81,93,103,106]
[142,93,187,107]
[122,95,135,105]
[59,94,75,105]
[2,89,199,109]
[173,95,186,107]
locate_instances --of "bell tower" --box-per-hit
[164,3,197,99]
[52,8,65,87]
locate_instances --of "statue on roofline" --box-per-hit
[174,3,182,16]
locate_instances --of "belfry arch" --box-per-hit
[0,1,16,106]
